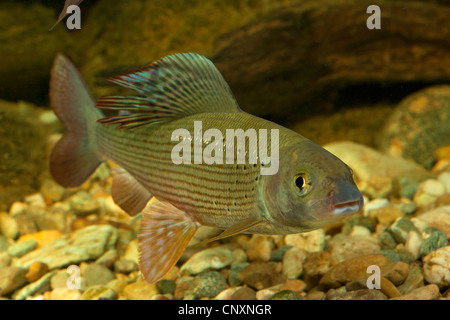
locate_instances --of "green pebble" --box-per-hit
[0,236,9,252]
[388,217,419,244]
[378,249,401,262]
[184,271,227,300]
[7,239,37,258]
[269,290,302,300]
[158,279,176,295]
[396,248,416,264]
[270,245,292,261]
[228,262,249,286]
[377,231,397,250]
[420,231,448,258]
[342,216,375,235]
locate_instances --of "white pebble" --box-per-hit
[422,179,446,197]
[437,172,450,194]
[405,230,423,260]
[349,225,371,237]
[363,198,389,217]
[423,246,450,288]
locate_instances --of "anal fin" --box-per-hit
[138,201,198,284]
[111,167,152,216]
[193,218,263,247]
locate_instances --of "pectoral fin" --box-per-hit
[193,218,263,247]
[138,201,198,284]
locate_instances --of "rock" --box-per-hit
[180,246,234,275]
[157,279,175,295]
[17,230,63,249]
[392,284,441,300]
[68,191,100,216]
[358,177,394,199]
[302,251,332,286]
[379,85,450,169]
[247,235,274,261]
[435,146,450,161]
[380,277,401,299]
[214,287,239,300]
[395,248,416,264]
[184,271,227,300]
[123,280,158,300]
[397,262,424,295]
[329,289,388,300]
[397,170,435,199]
[83,263,115,287]
[114,259,139,274]
[228,262,249,287]
[238,262,284,290]
[381,261,409,286]
[40,178,66,203]
[95,249,119,268]
[284,229,325,252]
[0,252,11,268]
[377,231,397,250]
[47,287,81,300]
[416,206,450,239]
[106,279,127,296]
[369,207,404,226]
[229,286,257,300]
[325,142,426,184]
[0,267,28,296]
[327,235,380,263]
[423,246,450,289]
[342,215,376,234]
[269,290,302,300]
[348,225,372,237]
[123,239,139,265]
[80,285,118,300]
[389,198,417,215]
[389,217,419,244]
[306,291,326,300]
[320,254,389,289]
[419,231,448,257]
[269,245,292,261]
[174,276,193,300]
[378,250,401,262]
[0,212,19,240]
[25,262,49,283]
[280,279,306,294]
[12,271,55,300]
[282,247,307,279]
[405,231,423,260]
[7,239,37,258]
[414,179,446,207]
[363,198,389,217]
[438,172,450,193]
[50,270,69,290]
[14,225,118,269]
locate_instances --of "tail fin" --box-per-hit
[49,54,104,187]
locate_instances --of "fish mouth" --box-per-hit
[333,199,363,215]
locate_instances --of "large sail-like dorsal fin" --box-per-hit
[96,53,241,129]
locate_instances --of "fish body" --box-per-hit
[49,53,363,283]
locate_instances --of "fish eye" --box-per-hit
[293,171,311,196]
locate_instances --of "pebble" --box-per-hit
[95,249,119,268]
[47,287,81,300]
[0,267,28,296]
[0,212,19,240]
[416,206,450,239]
[282,247,307,279]
[269,245,292,261]
[229,286,257,300]
[50,270,69,290]
[329,289,388,300]
[422,179,446,197]
[380,277,401,298]
[397,262,424,295]
[247,235,274,261]
[302,251,332,286]
[280,279,306,294]
[284,229,325,252]
[358,176,394,199]
[306,290,326,300]
[123,279,158,300]
[80,285,118,300]
[40,178,66,203]
[381,261,410,286]
[68,191,100,216]
[423,246,450,288]
[17,230,63,248]
[269,289,302,300]
[342,215,375,234]
[405,230,423,260]
[157,279,175,295]
[378,249,401,262]
[438,171,450,193]
[106,279,127,296]
[12,271,55,300]
[180,246,234,275]
[184,271,227,300]
[319,254,389,288]
[25,262,49,283]
[238,262,284,290]
[114,259,139,274]
[83,263,115,287]
[0,252,12,268]
[7,239,37,258]
[368,207,404,226]
[228,262,249,286]
[392,284,440,300]
[327,235,380,263]
[377,231,397,250]
[363,198,389,217]
[389,217,419,243]
[419,230,448,257]
[13,225,118,269]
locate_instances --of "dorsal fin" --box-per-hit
[96,53,241,129]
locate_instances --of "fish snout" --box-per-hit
[330,181,364,216]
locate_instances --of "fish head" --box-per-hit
[262,140,363,232]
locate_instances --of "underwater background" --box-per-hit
[0,0,449,300]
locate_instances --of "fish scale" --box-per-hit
[96,111,284,227]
